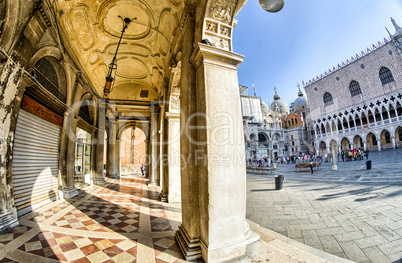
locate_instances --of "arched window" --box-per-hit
[379,67,395,85]
[33,57,67,103]
[349,80,362,97]
[323,92,333,106]
[385,131,391,143]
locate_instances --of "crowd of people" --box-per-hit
[247,154,323,168]
[247,148,370,168]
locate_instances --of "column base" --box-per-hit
[160,191,168,202]
[107,173,120,179]
[332,165,338,170]
[60,187,79,199]
[92,177,106,185]
[0,209,18,232]
[200,222,260,263]
[147,180,158,186]
[175,225,202,261]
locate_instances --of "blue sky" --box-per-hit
[233,0,402,105]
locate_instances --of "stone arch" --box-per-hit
[29,55,68,104]
[118,121,149,140]
[380,128,392,149]
[353,134,364,149]
[365,132,378,150]
[319,141,327,155]
[395,126,402,147]
[389,104,397,119]
[330,139,338,152]
[119,125,147,173]
[258,132,269,145]
[341,137,350,150]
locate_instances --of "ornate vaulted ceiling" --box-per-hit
[55,0,185,101]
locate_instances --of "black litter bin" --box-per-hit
[275,175,284,190]
[365,160,372,170]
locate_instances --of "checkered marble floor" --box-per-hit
[0,176,185,263]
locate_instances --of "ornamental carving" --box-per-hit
[208,0,236,24]
[170,95,180,111]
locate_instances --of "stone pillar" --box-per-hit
[160,112,181,203]
[115,138,121,178]
[391,136,396,149]
[149,104,159,185]
[63,114,79,199]
[176,43,255,262]
[0,59,23,231]
[338,145,342,153]
[94,99,106,184]
[377,140,381,151]
[144,139,150,178]
[107,120,118,178]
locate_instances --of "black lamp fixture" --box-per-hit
[104,16,136,97]
[259,0,285,13]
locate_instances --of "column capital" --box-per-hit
[165,112,180,120]
[190,43,244,70]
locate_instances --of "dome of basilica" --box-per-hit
[270,90,289,115]
[293,89,308,112]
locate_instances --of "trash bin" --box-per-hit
[275,175,284,190]
[365,160,372,170]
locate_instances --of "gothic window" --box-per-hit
[349,80,362,97]
[379,67,395,85]
[323,92,333,106]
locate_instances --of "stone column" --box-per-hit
[338,145,342,153]
[377,140,382,151]
[107,120,117,178]
[160,112,181,203]
[364,141,367,149]
[115,137,121,179]
[94,99,106,184]
[391,136,396,149]
[0,60,23,231]
[145,139,150,178]
[63,114,79,199]
[176,43,255,262]
[149,104,159,185]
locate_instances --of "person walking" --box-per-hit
[141,163,146,176]
[309,159,314,174]
[365,148,369,159]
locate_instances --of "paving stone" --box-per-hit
[334,230,366,242]
[378,238,402,255]
[355,235,389,249]
[339,241,369,262]
[362,246,391,263]
[320,235,343,254]
[316,227,345,237]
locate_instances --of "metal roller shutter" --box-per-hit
[12,109,60,216]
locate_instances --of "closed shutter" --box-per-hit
[12,109,60,216]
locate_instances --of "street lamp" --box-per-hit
[259,0,285,13]
[104,16,136,97]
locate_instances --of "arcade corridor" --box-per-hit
[0,176,185,262]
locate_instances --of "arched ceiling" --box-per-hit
[55,0,185,100]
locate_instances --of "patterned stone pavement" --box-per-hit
[247,148,402,263]
[0,176,184,263]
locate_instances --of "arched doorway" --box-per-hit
[395,126,402,148]
[319,141,327,155]
[366,132,377,150]
[353,135,363,149]
[257,132,269,158]
[330,139,338,153]
[380,129,392,150]
[120,127,147,175]
[341,137,350,150]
